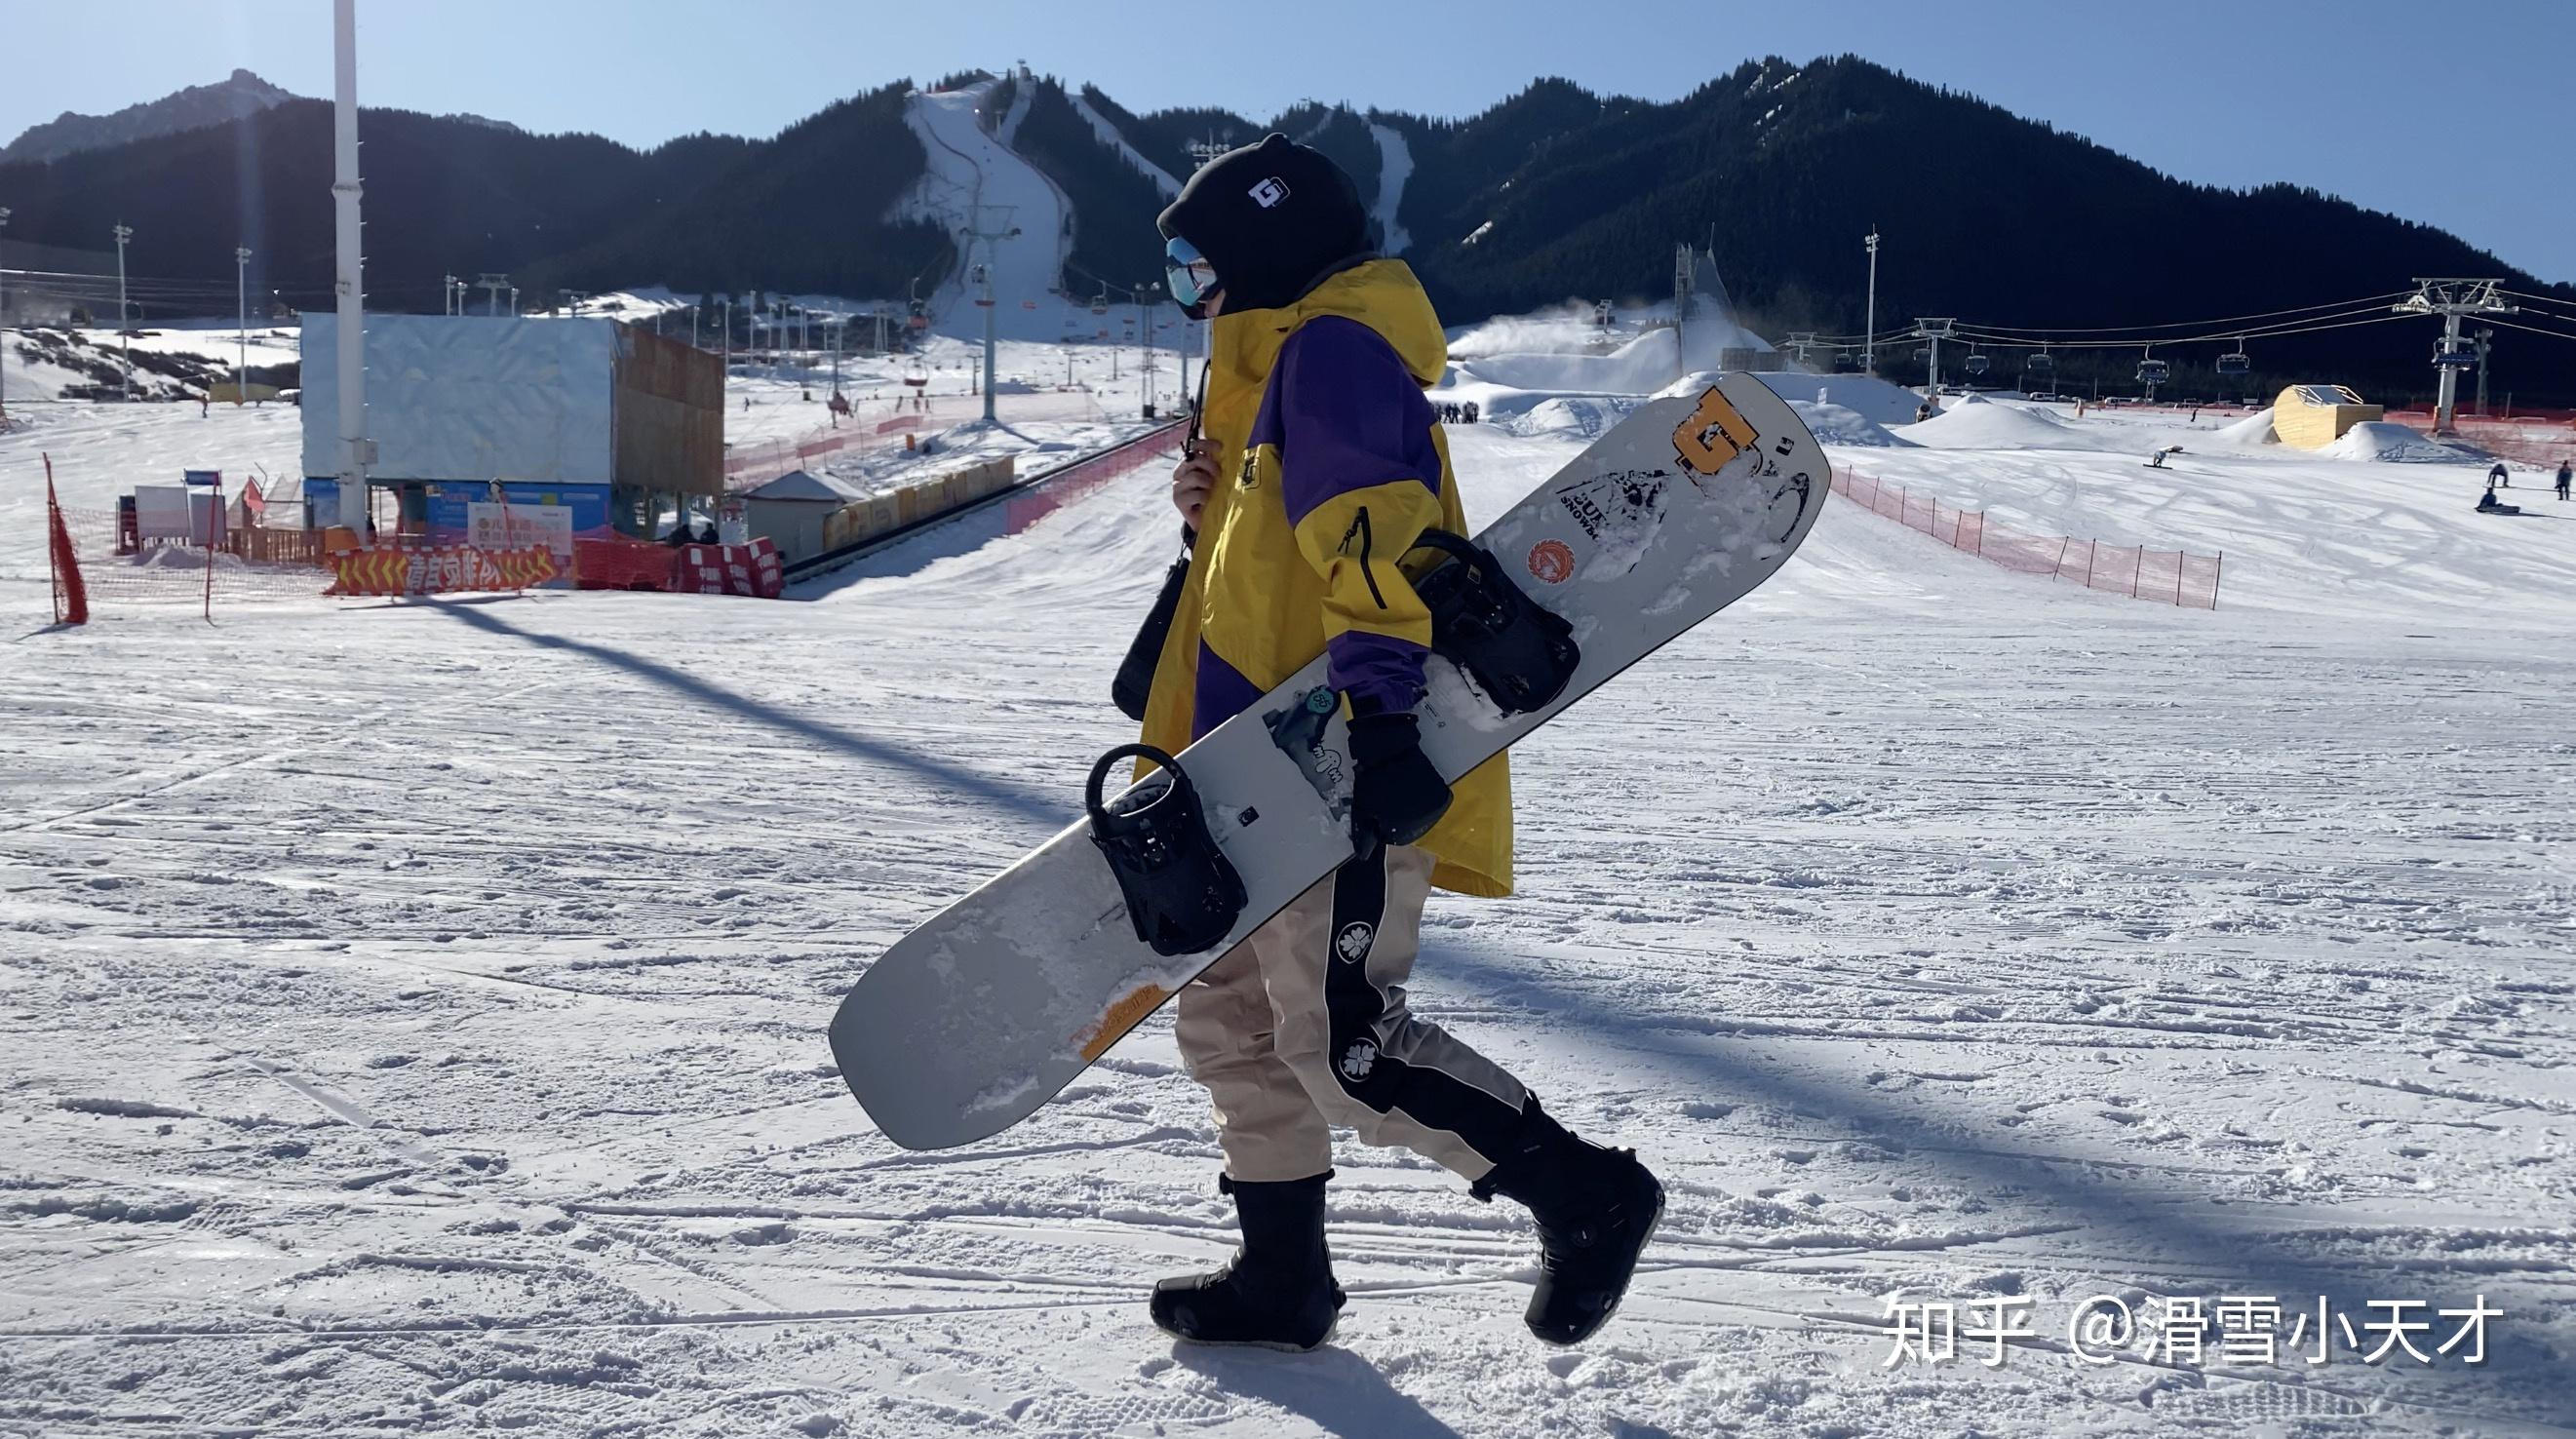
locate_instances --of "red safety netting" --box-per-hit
[41,452,332,621]
[1832,466,2223,609]
[572,537,683,592]
[1000,424,1190,536]
[2378,410,2576,469]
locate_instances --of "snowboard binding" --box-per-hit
[1404,530,1582,716]
[1086,744,1249,957]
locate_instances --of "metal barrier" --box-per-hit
[1832,466,2223,609]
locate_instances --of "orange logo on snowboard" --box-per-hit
[1527,539,1576,584]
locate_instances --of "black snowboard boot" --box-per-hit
[1151,1171,1345,1351]
[1471,1098,1664,1345]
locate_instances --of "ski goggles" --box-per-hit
[1164,237,1221,309]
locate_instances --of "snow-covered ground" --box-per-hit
[5,341,2573,1435]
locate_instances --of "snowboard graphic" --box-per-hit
[833,374,1826,1149]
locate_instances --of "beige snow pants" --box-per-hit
[1174,843,1529,1183]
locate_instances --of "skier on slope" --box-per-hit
[1135,135,1662,1352]
[2556,459,2571,501]
[2488,460,2511,489]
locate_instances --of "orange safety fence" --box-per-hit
[1831,466,2223,609]
[999,424,1190,537]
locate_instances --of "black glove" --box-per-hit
[1347,712,1452,849]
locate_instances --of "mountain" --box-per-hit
[5,61,2569,403]
[1,69,294,167]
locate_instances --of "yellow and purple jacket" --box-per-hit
[1137,258,1511,898]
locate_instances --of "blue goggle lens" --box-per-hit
[1164,238,1218,306]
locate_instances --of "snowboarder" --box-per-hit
[2489,461,2511,489]
[2556,460,2570,501]
[1142,135,1661,1352]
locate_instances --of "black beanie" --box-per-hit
[1157,134,1372,314]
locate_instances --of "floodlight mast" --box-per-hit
[1861,229,1881,377]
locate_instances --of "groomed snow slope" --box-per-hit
[3,404,2571,1436]
[1847,400,2574,616]
[893,83,1074,340]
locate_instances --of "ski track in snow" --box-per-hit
[1367,121,1413,256]
[1,397,2572,1436]
[1062,90,1182,201]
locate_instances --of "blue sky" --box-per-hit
[6,1,2571,283]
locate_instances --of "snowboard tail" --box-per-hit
[833,373,1826,1149]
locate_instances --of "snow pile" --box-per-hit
[1904,395,2127,451]
[1749,372,1927,427]
[1793,401,1912,447]
[2212,407,2279,446]
[2324,420,2483,464]
[1503,395,1641,440]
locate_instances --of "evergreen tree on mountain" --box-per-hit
[4,57,2566,401]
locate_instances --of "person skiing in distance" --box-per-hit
[2556,459,2570,501]
[1142,134,1662,1352]
[2489,460,2511,489]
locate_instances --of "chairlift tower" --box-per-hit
[960,204,1020,425]
[1912,318,1955,399]
[1785,331,1817,368]
[2474,327,2493,417]
[477,273,509,317]
[2394,279,2516,434]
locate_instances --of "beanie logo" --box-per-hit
[1248,176,1291,209]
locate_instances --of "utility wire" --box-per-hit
[1953,290,2418,337]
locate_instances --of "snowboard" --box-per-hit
[833,373,1826,1149]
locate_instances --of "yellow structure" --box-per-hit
[208,380,284,404]
[819,456,1018,557]
[2273,384,2384,450]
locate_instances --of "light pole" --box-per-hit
[1861,229,1880,378]
[330,0,370,539]
[113,223,134,400]
[0,206,12,423]
[234,247,253,403]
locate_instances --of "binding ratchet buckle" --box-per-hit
[1403,530,1581,716]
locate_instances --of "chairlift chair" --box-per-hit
[2216,351,2251,378]
[1963,352,1991,377]
[2136,358,2171,386]
[2436,345,2478,369]
[2025,350,2056,377]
